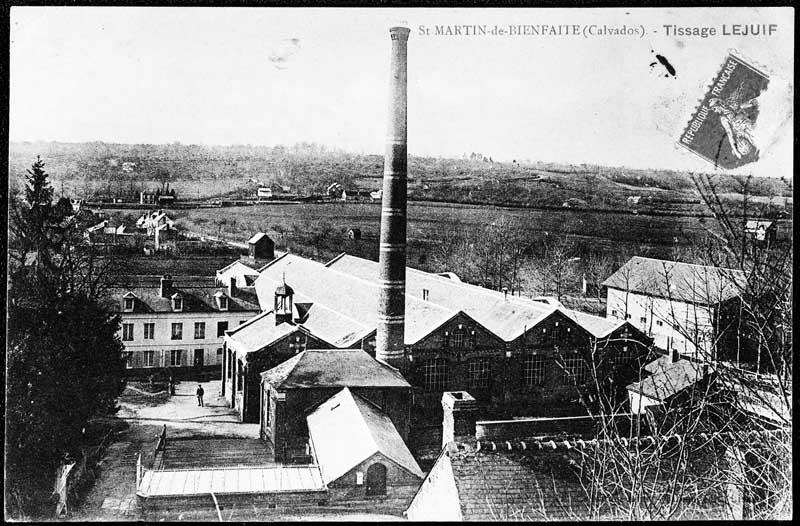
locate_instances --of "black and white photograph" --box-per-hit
[5,4,793,522]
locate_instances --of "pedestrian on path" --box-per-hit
[196,384,205,407]
[168,376,176,396]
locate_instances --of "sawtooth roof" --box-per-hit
[326,254,627,342]
[307,387,423,485]
[260,349,410,390]
[601,256,746,305]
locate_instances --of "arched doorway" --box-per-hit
[365,463,387,496]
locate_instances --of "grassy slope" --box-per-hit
[9,142,792,212]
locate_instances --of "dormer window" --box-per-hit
[171,293,183,312]
[122,292,136,312]
[215,291,229,311]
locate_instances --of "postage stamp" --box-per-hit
[678,53,770,170]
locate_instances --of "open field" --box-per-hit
[10,141,792,215]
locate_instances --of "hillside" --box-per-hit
[8,141,792,213]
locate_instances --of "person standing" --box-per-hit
[196,384,205,407]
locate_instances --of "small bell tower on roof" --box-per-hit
[274,273,294,325]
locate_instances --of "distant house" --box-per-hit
[140,191,157,205]
[122,161,136,173]
[136,210,175,233]
[248,232,275,261]
[744,220,776,245]
[257,187,273,199]
[602,257,746,361]
[370,190,382,201]
[346,228,361,240]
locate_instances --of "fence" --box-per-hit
[54,428,116,517]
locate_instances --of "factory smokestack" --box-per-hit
[376,25,410,370]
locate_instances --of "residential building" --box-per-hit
[744,219,777,245]
[602,256,745,360]
[103,274,260,376]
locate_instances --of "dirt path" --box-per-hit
[72,380,257,521]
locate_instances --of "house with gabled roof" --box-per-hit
[102,274,260,376]
[602,256,746,361]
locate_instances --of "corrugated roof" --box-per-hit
[601,256,745,305]
[260,349,410,390]
[627,359,707,402]
[307,387,422,485]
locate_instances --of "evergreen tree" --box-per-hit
[6,158,126,518]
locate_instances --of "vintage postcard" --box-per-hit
[6,5,793,522]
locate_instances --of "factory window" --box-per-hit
[194,322,205,339]
[143,351,155,368]
[611,309,619,318]
[217,321,229,337]
[143,323,155,340]
[442,331,450,348]
[422,358,449,391]
[453,329,465,348]
[562,355,586,384]
[656,320,664,327]
[170,349,182,367]
[522,355,546,387]
[468,358,491,388]
[469,330,477,347]
[625,313,632,320]
[171,323,183,340]
[613,346,631,367]
[122,323,134,341]
[640,316,647,324]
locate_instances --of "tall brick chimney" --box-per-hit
[376,25,410,370]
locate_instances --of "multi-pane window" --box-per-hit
[143,323,155,340]
[172,295,183,312]
[625,313,632,320]
[122,323,134,341]
[468,357,491,388]
[640,317,647,324]
[219,296,229,310]
[217,321,229,337]
[194,322,205,339]
[143,351,155,367]
[611,309,619,318]
[453,330,465,348]
[469,330,477,347]
[656,320,664,327]
[422,358,448,390]
[562,355,586,384]
[171,323,183,340]
[123,352,133,368]
[442,331,450,348]
[123,297,134,311]
[170,349,182,367]
[613,345,632,367]
[522,356,546,387]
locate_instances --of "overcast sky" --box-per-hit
[10,7,794,176]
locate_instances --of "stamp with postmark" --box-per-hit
[678,53,770,170]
